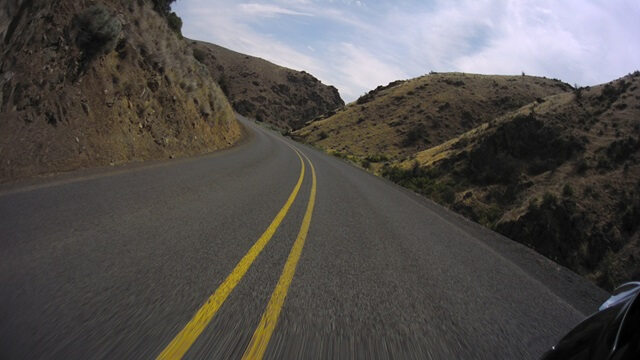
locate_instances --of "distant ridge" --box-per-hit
[189,40,344,130]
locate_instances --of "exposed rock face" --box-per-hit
[0,0,243,182]
[189,41,344,130]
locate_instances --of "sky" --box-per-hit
[173,0,640,103]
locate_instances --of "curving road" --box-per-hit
[0,115,608,359]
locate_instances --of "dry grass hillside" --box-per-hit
[295,73,571,160]
[0,0,243,182]
[296,71,640,290]
[190,41,344,130]
[368,73,640,290]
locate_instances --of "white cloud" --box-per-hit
[174,0,324,75]
[239,3,313,17]
[174,0,640,102]
[452,0,639,86]
[326,43,409,101]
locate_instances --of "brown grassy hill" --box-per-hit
[382,72,640,290]
[0,0,243,182]
[294,73,571,160]
[189,41,344,130]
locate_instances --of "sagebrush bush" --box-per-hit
[563,184,574,197]
[77,4,122,59]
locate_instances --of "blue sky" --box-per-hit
[174,0,640,102]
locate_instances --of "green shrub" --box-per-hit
[380,163,461,206]
[542,192,558,207]
[527,157,553,175]
[403,124,427,147]
[599,81,631,105]
[469,153,521,185]
[461,110,474,127]
[574,157,588,174]
[356,92,373,105]
[152,0,176,16]
[318,131,329,140]
[562,184,574,197]
[597,157,613,170]
[330,151,347,159]
[193,48,207,63]
[574,84,583,101]
[218,74,230,96]
[621,194,640,232]
[365,154,389,163]
[76,4,122,59]
[598,251,619,291]
[167,12,183,36]
[478,206,502,229]
[440,185,456,204]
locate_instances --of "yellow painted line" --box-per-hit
[157,150,306,360]
[242,151,317,360]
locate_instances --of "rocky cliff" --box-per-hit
[0,0,243,182]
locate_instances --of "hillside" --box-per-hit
[189,41,344,130]
[400,73,640,290]
[301,71,640,290]
[294,73,571,160]
[0,0,244,182]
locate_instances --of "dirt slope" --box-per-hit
[189,40,344,130]
[0,0,243,182]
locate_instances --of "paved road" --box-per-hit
[0,116,608,359]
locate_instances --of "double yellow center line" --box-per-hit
[158,144,317,359]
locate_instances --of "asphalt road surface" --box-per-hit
[0,116,609,359]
